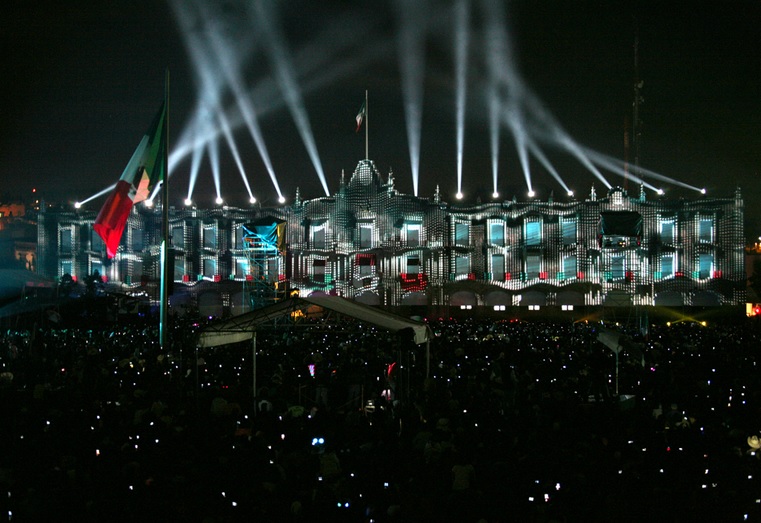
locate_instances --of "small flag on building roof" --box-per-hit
[355,100,366,133]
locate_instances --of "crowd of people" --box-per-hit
[1,311,761,522]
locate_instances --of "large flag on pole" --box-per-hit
[355,100,366,133]
[95,102,167,258]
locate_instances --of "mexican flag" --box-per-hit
[355,100,366,133]
[95,102,166,258]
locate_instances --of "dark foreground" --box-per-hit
[0,316,760,522]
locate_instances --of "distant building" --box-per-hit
[0,202,37,271]
[35,160,745,314]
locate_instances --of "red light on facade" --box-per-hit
[400,273,427,292]
[213,274,221,282]
[539,272,548,280]
[577,272,585,280]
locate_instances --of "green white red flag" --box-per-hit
[355,100,366,133]
[95,102,166,258]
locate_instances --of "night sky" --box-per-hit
[4,1,761,238]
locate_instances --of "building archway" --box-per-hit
[655,291,684,306]
[355,291,381,305]
[557,291,584,306]
[604,290,633,307]
[450,290,477,306]
[198,291,223,318]
[484,290,511,307]
[520,290,546,306]
[229,291,251,316]
[401,291,428,306]
[692,290,722,306]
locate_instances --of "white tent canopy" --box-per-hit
[197,295,433,348]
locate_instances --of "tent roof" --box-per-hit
[197,295,433,348]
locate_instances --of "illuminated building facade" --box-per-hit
[36,160,745,314]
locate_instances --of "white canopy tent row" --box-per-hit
[196,295,434,410]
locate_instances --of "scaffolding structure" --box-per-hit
[241,219,286,310]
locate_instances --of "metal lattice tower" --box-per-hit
[241,219,286,310]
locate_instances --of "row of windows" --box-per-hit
[62,251,718,284]
[59,216,717,256]
[659,218,714,244]
[305,218,712,250]
[454,220,577,247]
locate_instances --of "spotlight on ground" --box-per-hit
[528,190,535,198]
[249,196,257,204]
[215,196,224,205]
[456,192,464,200]
[278,195,286,204]
[492,191,499,199]
[184,198,193,206]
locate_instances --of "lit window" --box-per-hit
[311,224,326,250]
[525,221,541,246]
[561,219,576,245]
[404,223,421,247]
[455,222,469,246]
[203,227,216,249]
[698,253,713,279]
[455,256,469,275]
[359,224,373,249]
[563,255,577,280]
[491,254,505,280]
[313,259,326,283]
[490,222,505,246]
[698,219,713,243]
[660,219,675,244]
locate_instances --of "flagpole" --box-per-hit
[160,69,170,350]
[364,89,368,160]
